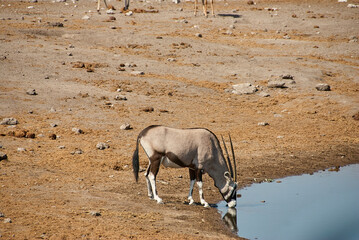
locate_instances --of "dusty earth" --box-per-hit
[0,0,359,239]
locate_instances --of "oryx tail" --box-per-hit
[132,136,140,182]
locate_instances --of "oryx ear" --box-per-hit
[224,171,231,181]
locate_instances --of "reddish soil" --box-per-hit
[0,0,358,239]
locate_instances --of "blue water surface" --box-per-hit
[217,164,359,240]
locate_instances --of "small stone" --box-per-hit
[195,33,202,38]
[17,147,26,152]
[58,146,65,149]
[125,11,133,16]
[258,92,270,97]
[0,152,8,161]
[89,211,101,216]
[258,122,269,126]
[3,218,11,223]
[315,83,331,91]
[72,128,84,134]
[108,16,116,21]
[120,123,132,130]
[274,114,283,118]
[50,107,57,112]
[106,9,115,14]
[0,212,4,217]
[71,149,83,155]
[167,58,176,62]
[173,0,180,4]
[68,53,73,56]
[131,71,144,76]
[347,4,358,8]
[110,26,117,29]
[50,123,58,128]
[82,15,90,20]
[268,81,286,88]
[25,132,35,139]
[1,118,18,125]
[96,142,109,150]
[141,107,154,112]
[232,83,257,95]
[114,95,127,101]
[26,89,37,95]
[49,134,57,140]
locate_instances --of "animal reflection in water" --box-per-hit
[132,125,238,208]
[222,207,238,233]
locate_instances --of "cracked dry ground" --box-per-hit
[0,0,358,239]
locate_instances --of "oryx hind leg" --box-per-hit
[147,153,163,204]
[145,163,153,198]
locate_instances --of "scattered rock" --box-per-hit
[108,16,116,21]
[50,123,58,128]
[96,142,109,150]
[48,22,64,27]
[106,9,115,14]
[120,123,132,130]
[315,83,331,91]
[173,0,180,4]
[49,134,57,140]
[352,112,359,121]
[141,107,154,112]
[3,218,12,223]
[58,145,65,149]
[25,132,35,139]
[89,211,101,216]
[125,11,133,16]
[82,15,90,20]
[50,107,57,112]
[0,212,4,217]
[0,152,8,161]
[268,81,286,88]
[114,95,127,101]
[258,122,269,126]
[71,149,83,155]
[1,118,18,125]
[258,92,270,97]
[17,147,26,152]
[195,33,202,38]
[247,0,254,5]
[131,71,144,76]
[72,128,84,134]
[26,89,37,95]
[232,83,257,95]
[347,4,358,8]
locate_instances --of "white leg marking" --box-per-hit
[148,172,163,204]
[188,180,196,205]
[197,181,209,207]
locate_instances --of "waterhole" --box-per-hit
[217,164,359,240]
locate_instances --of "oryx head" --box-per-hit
[220,134,238,208]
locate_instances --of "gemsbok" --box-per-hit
[97,0,130,12]
[132,125,238,208]
[194,0,214,17]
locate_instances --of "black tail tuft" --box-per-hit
[132,137,140,182]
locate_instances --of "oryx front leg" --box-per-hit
[188,169,196,205]
[196,170,209,207]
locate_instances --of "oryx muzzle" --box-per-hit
[132,125,238,208]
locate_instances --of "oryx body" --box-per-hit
[132,125,237,208]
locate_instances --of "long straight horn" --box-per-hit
[228,133,237,182]
[221,135,234,179]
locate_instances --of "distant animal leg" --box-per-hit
[124,0,130,11]
[194,0,198,16]
[202,0,208,17]
[148,154,163,204]
[145,163,153,198]
[188,169,196,205]
[196,170,209,207]
[210,0,214,16]
[97,0,101,12]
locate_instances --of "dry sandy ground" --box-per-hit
[0,0,358,239]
